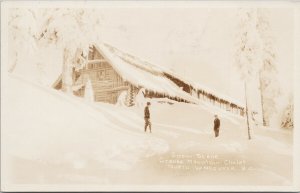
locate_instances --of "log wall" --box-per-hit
[76,47,131,104]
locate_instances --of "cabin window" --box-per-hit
[90,63,96,69]
[116,75,121,83]
[88,63,98,69]
[102,62,109,68]
[97,70,105,80]
[105,70,110,78]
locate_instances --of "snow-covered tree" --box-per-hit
[8,8,39,73]
[84,78,94,102]
[234,8,281,133]
[135,88,146,107]
[235,9,262,79]
[256,9,281,126]
[234,8,262,139]
[116,91,128,107]
[8,8,103,92]
[37,8,102,93]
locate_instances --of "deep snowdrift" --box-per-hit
[1,74,293,186]
[2,74,169,171]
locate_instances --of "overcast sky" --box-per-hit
[95,6,294,103]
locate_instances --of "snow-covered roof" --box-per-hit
[95,43,199,104]
[158,67,245,108]
[191,82,245,108]
[95,42,244,108]
[151,62,245,108]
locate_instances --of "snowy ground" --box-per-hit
[1,74,293,186]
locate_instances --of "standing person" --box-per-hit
[144,102,152,133]
[213,114,220,137]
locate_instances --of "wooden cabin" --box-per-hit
[72,46,138,104]
[53,42,245,116]
[54,43,197,106]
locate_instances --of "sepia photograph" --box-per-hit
[1,0,300,191]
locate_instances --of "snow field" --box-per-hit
[1,73,293,185]
[2,74,169,171]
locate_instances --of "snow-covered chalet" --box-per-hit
[53,42,245,116]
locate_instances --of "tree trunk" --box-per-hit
[244,81,252,140]
[62,48,73,93]
[259,71,267,126]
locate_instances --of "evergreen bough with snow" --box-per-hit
[8,8,102,92]
[125,85,137,107]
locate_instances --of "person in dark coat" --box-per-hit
[213,114,220,137]
[144,102,152,133]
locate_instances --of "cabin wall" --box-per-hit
[86,46,189,105]
[75,47,130,104]
[86,61,129,104]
